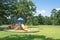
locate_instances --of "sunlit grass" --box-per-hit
[0,25,60,40]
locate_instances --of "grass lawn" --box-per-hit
[0,25,60,40]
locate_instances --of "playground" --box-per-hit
[0,0,60,40]
[0,25,60,40]
[2,17,39,33]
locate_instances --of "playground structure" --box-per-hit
[12,23,29,31]
[11,17,30,31]
[4,17,39,33]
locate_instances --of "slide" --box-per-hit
[21,24,30,31]
[21,24,28,30]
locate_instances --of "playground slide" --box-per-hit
[21,24,30,31]
[21,24,28,30]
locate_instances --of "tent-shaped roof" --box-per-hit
[18,17,24,21]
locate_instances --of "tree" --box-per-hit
[51,9,57,25]
[32,16,39,25]
[44,16,52,25]
[38,14,45,25]
[0,0,17,24]
[0,0,36,25]
[51,9,60,25]
[56,10,60,25]
[14,0,36,23]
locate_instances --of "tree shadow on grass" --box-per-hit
[0,34,60,40]
[0,26,12,31]
[0,27,5,31]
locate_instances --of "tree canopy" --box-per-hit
[0,0,60,25]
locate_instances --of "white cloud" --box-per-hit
[37,10,46,14]
[56,8,60,10]
[34,10,46,16]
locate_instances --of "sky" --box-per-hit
[32,0,60,16]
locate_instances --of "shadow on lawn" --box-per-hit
[0,26,12,31]
[0,27,5,31]
[0,34,60,40]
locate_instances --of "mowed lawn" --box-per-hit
[0,25,60,40]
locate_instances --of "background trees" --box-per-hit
[0,0,60,25]
[51,9,60,25]
[0,0,36,25]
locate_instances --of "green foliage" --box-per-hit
[44,16,52,25]
[0,0,60,25]
[0,0,36,25]
[26,20,32,25]
[38,14,45,25]
[32,16,39,25]
[51,9,60,25]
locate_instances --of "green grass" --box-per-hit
[0,25,60,40]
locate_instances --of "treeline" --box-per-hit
[0,0,60,25]
[26,9,60,25]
